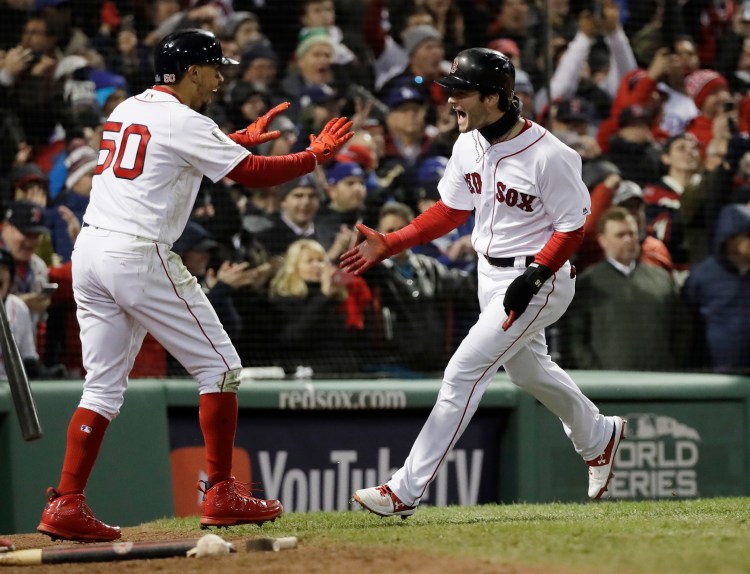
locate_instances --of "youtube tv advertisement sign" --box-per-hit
[169,407,510,515]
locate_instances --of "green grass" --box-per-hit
[145,498,750,574]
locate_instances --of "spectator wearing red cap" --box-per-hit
[487,38,521,69]
[685,69,733,157]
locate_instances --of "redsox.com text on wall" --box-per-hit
[279,389,407,410]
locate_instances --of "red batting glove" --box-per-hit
[306,117,355,165]
[228,102,291,147]
[339,223,394,275]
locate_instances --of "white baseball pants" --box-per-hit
[389,257,612,506]
[72,226,241,420]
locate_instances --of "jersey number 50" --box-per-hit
[95,121,152,180]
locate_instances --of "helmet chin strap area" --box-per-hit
[478,96,521,143]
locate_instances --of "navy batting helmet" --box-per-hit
[436,48,515,110]
[154,29,238,85]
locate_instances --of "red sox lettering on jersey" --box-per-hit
[465,173,536,212]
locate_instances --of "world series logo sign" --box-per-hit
[609,413,700,498]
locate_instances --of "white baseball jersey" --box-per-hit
[84,87,249,246]
[438,121,591,258]
[73,86,246,419]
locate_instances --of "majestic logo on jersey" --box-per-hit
[495,181,535,212]
[211,127,233,145]
[464,172,482,194]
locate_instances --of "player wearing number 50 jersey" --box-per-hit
[343,48,626,517]
[37,29,353,543]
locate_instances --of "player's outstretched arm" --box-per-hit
[228,102,291,147]
[340,202,473,275]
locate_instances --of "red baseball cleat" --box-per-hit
[37,488,121,542]
[0,536,14,552]
[199,479,283,527]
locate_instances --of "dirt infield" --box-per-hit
[1,528,567,574]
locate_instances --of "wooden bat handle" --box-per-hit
[246,536,298,552]
[0,549,42,566]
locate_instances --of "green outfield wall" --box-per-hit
[1,372,749,534]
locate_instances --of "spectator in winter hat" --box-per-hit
[280,28,335,105]
[226,11,264,53]
[64,145,98,194]
[685,69,733,156]
[686,70,730,114]
[402,24,442,59]
[380,24,445,109]
[238,45,279,88]
[46,144,98,262]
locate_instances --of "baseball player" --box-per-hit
[341,48,625,517]
[37,29,353,542]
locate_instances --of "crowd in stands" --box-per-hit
[0,0,748,379]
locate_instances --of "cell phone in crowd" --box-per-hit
[40,282,59,295]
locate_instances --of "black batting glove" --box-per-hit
[502,262,553,330]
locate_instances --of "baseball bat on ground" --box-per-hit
[0,538,235,566]
[0,297,42,441]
